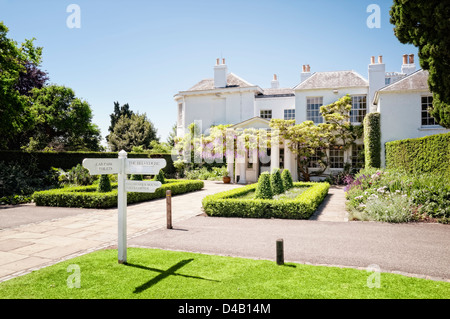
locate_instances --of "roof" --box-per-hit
[256,88,295,98]
[378,69,429,92]
[294,70,369,90]
[186,73,255,92]
[229,117,271,130]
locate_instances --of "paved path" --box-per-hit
[1,181,449,285]
[0,181,242,283]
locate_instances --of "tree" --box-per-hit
[0,22,43,149]
[15,61,49,96]
[107,113,159,152]
[167,123,177,147]
[390,0,450,128]
[23,85,101,151]
[106,101,134,143]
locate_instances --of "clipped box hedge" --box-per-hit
[385,132,450,177]
[33,179,204,209]
[202,182,329,219]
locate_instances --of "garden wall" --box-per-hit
[385,132,450,176]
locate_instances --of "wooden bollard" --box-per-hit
[276,239,284,265]
[166,190,172,229]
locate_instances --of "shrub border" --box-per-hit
[33,179,204,208]
[202,182,329,219]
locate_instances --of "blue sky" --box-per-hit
[0,0,418,146]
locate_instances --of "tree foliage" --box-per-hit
[107,113,159,152]
[23,85,102,151]
[390,0,450,128]
[0,22,43,148]
[106,101,134,143]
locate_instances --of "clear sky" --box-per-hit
[0,0,418,146]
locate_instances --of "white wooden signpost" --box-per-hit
[82,150,166,264]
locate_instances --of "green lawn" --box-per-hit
[0,248,448,299]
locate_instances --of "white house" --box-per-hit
[174,55,449,183]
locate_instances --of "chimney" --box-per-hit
[301,64,312,83]
[271,74,280,89]
[401,53,416,75]
[214,58,228,88]
[368,54,386,112]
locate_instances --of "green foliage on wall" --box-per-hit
[385,132,450,177]
[363,112,381,168]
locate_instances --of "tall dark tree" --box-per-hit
[390,0,450,128]
[107,113,159,152]
[106,101,134,143]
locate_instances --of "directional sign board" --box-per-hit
[82,158,120,175]
[82,151,166,264]
[126,158,166,175]
[125,180,162,193]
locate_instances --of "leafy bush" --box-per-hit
[0,161,60,204]
[152,170,166,184]
[184,166,227,181]
[254,172,273,199]
[61,164,94,186]
[97,175,112,193]
[33,179,204,208]
[202,182,329,219]
[130,174,143,181]
[270,168,285,195]
[281,169,294,190]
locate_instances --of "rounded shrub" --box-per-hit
[97,174,112,193]
[270,168,285,195]
[254,172,273,199]
[281,169,294,190]
[130,174,143,180]
[153,170,166,184]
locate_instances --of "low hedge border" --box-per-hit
[33,179,204,208]
[202,182,330,219]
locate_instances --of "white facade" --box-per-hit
[174,55,449,182]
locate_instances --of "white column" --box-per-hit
[270,130,280,173]
[118,150,127,264]
[227,161,234,183]
[239,149,247,184]
[284,139,292,174]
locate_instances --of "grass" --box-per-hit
[0,248,448,299]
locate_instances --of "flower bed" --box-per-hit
[345,168,450,223]
[33,179,204,209]
[202,182,329,219]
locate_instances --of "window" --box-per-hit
[306,97,323,123]
[260,110,272,119]
[284,109,295,120]
[329,145,344,169]
[308,148,323,168]
[421,96,437,126]
[351,144,364,169]
[350,95,367,123]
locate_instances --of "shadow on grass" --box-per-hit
[126,259,219,293]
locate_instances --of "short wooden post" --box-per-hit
[166,190,172,229]
[276,239,284,265]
